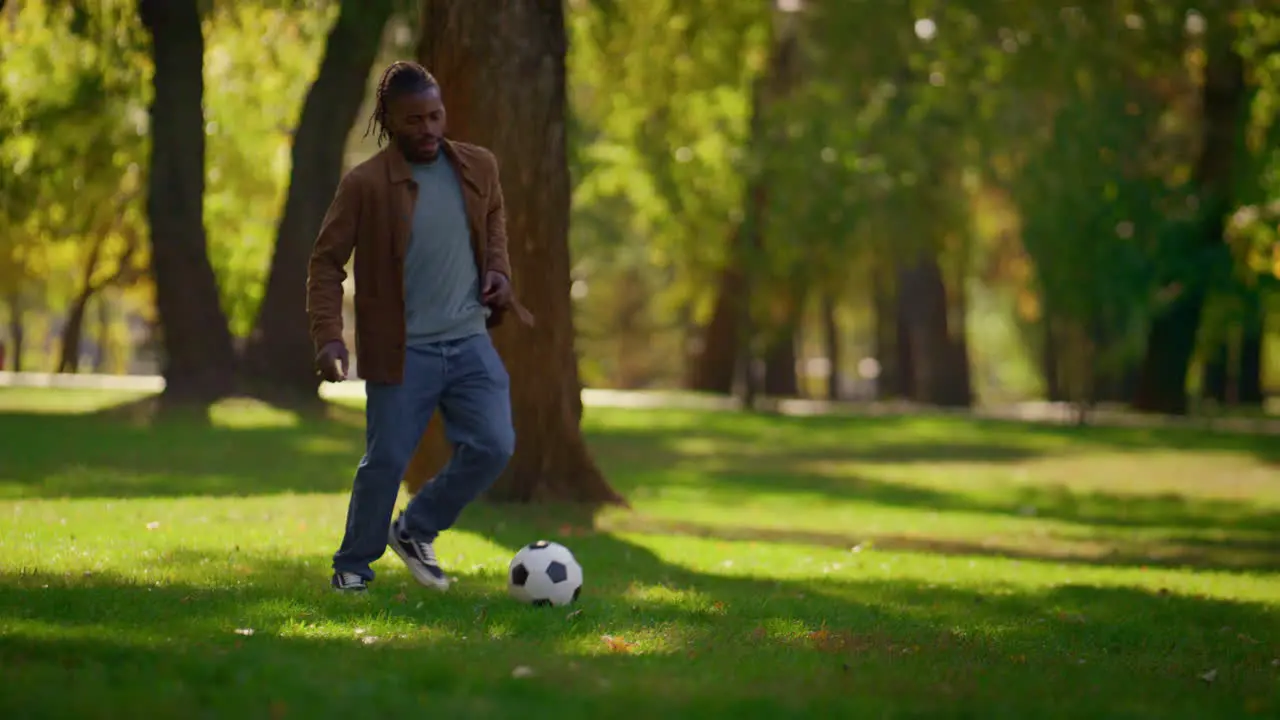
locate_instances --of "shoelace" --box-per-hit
[413,540,438,566]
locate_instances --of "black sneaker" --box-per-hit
[331,571,367,592]
[388,513,450,590]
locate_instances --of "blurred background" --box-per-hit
[1,0,1278,421]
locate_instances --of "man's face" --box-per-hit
[386,86,447,163]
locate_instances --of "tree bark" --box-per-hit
[1202,294,1265,407]
[93,290,112,373]
[1133,45,1245,414]
[686,260,742,394]
[139,0,238,406]
[240,0,394,409]
[613,266,650,389]
[871,264,908,400]
[407,0,624,505]
[897,253,971,407]
[761,283,804,398]
[820,289,841,400]
[58,234,105,374]
[4,291,21,372]
[761,327,798,398]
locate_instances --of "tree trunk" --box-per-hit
[1095,364,1140,405]
[820,289,840,401]
[139,0,238,406]
[60,233,138,374]
[59,298,90,374]
[1203,297,1265,407]
[1133,45,1245,414]
[240,0,394,409]
[687,260,742,394]
[408,0,624,505]
[1238,319,1264,406]
[1041,312,1063,402]
[94,290,112,373]
[58,234,107,374]
[897,253,970,407]
[613,266,650,389]
[872,264,908,399]
[761,327,798,398]
[4,291,22,372]
[761,282,804,398]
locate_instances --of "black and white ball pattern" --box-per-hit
[508,540,583,606]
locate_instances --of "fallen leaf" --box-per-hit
[750,626,767,641]
[393,592,407,604]
[269,701,288,720]
[601,635,635,653]
[1237,633,1260,645]
[712,601,726,612]
[1199,668,1218,684]
[808,627,849,653]
[511,665,536,679]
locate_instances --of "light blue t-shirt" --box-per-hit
[403,154,489,346]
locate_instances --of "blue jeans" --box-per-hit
[332,332,514,581]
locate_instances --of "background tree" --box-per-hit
[405,0,625,504]
[138,0,239,407]
[239,0,396,408]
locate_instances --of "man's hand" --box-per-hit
[316,340,349,382]
[481,271,512,308]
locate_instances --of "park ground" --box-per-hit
[0,386,1278,718]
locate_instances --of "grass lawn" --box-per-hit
[1,386,1278,718]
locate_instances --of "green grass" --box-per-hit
[1,386,1278,718]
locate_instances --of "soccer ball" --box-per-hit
[507,540,583,606]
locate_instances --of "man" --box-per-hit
[306,60,532,593]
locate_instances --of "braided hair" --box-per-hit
[364,61,439,147]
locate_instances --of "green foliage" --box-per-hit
[568,0,769,314]
[201,3,334,336]
[0,0,152,343]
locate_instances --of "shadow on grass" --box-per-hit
[4,397,1278,549]
[594,513,1280,574]
[631,468,1280,538]
[0,404,368,499]
[1,525,1275,718]
[584,407,1280,465]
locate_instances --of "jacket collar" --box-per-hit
[382,138,472,185]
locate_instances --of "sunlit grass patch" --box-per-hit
[1,388,1278,717]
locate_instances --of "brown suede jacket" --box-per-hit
[305,139,532,383]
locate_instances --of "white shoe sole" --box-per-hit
[388,525,450,591]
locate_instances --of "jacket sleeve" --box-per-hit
[483,151,512,279]
[306,172,361,353]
